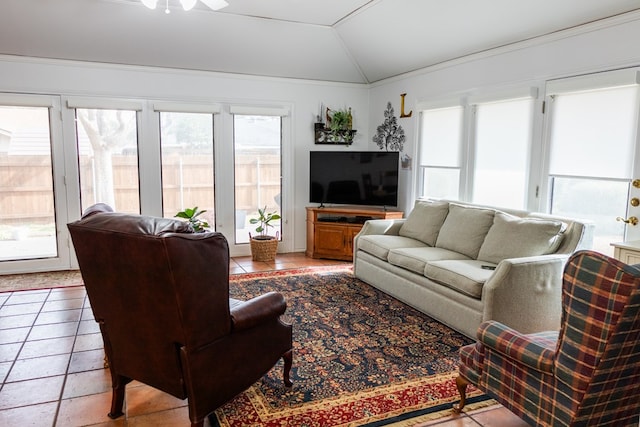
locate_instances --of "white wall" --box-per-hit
[368,13,640,215]
[3,12,640,259]
[0,56,369,254]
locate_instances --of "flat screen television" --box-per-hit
[309,151,399,207]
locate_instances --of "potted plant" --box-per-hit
[249,206,281,261]
[317,107,355,144]
[329,109,350,132]
[175,206,210,232]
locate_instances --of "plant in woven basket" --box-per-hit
[174,206,210,233]
[249,206,280,240]
[249,206,280,261]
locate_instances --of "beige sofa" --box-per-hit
[353,199,594,338]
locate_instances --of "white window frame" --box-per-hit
[153,101,222,220]
[539,69,640,212]
[226,104,293,256]
[65,97,146,215]
[539,68,640,244]
[0,94,72,274]
[416,106,464,200]
[415,87,538,209]
[468,91,537,209]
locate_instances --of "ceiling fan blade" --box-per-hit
[199,0,229,11]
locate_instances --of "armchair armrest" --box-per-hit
[230,292,287,331]
[478,321,557,373]
[482,254,568,334]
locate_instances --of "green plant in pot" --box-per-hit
[249,206,281,261]
[250,206,281,240]
[329,109,349,132]
[327,108,353,143]
[175,206,210,233]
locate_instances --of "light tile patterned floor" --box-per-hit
[0,253,528,426]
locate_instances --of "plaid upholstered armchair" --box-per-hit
[454,250,640,426]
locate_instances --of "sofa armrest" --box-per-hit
[482,254,568,334]
[477,320,556,373]
[230,292,287,331]
[356,219,405,237]
[353,219,406,262]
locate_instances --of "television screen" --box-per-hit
[309,151,399,207]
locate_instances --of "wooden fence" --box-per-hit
[0,154,280,226]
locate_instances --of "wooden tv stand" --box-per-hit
[306,206,403,261]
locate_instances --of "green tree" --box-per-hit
[77,109,135,208]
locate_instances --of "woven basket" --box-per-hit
[249,233,279,261]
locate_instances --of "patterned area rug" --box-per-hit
[0,265,348,293]
[211,269,493,426]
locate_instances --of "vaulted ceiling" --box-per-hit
[2,0,640,84]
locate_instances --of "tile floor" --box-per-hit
[0,253,528,427]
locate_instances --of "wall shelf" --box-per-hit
[314,123,357,145]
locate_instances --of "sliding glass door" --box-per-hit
[0,95,71,273]
[233,114,282,244]
[0,94,292,272]
[160,111,215,225]
[0,105,56,262]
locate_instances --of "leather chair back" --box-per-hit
[69,206,231,398]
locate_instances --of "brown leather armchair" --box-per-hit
[68,204,293,427]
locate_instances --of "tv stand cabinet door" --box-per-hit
[313,224,357,260]
[305,206,403,261]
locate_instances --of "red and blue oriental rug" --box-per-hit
[211,267,494,427]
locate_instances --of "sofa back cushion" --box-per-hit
[398,200,449,246]
[477,212,567,264]
[435,204,495,259]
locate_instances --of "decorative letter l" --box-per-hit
[400,93,412,118]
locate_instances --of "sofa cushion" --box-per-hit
[424,260,497,299]
[477,212,567,264]
[358,235,427,261]
[435,204,495,259]
[398,200,449,246]
[388,246,470,275]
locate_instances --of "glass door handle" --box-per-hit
[616,216,638,226]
